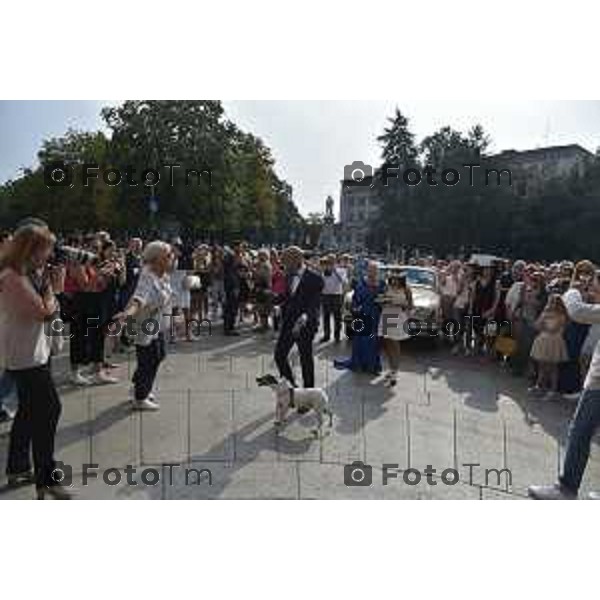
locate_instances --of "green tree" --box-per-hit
[377,107,419,168]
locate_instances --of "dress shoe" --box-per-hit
[7,471,35,487]
[527,483,577,500]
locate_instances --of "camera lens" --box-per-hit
[351,468,365,483]
[351,318,365,333]
[351,168,365,182]
[50,168,66,184]
[51,468,65,483]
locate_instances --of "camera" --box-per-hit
[344,161,373,187]
[44,312,70,339]
[50,461,73,486]
[50,245,99,266]
[44,161,74,188]
[344,461,373,487]
[345,312,375,338]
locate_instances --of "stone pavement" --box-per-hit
[1,327,599,500]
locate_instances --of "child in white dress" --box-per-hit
[529,294,568,399]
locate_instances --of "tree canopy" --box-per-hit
[0,100,305,244]
[368,108,600,261]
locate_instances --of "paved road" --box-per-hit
[1,326,599,499]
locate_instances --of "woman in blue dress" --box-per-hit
[335,260,384,374]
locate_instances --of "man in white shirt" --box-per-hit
[528,279,600,500]
[320,254,346,343]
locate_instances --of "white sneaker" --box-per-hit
[527,483,577,500]
[70,371,92,386]
[129,386,156,401]
[90,371,119,385]
[132,397,160,411]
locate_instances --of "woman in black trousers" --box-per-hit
[0,223,71,499]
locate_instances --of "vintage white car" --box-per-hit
[343,265,442,338]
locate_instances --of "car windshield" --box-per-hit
[383,267,436,288]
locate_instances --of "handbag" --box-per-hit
[183,275,202,291]
[494,335,517,357]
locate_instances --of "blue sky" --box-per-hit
[1,100,599,215]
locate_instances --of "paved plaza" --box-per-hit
[1,326,599,500]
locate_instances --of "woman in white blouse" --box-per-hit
[0,223,71,499]
[113,241,174,411]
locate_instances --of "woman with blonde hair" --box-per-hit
[0,223,71,498]
[113,241,174,411]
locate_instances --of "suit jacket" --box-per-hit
[223,250,241,293]
[281,268,324,333]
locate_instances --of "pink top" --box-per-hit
[272,267,286,295]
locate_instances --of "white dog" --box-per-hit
[256,374,333,436]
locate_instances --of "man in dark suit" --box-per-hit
[274,246,324,388]
[222,241,242,335]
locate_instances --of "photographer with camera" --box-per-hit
[99,241,126,365]
[0,222,71,499]
[70,239,123,385]
[0,231,16,422]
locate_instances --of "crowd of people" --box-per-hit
[2,218,600,499]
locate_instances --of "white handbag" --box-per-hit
[184,275,202,290]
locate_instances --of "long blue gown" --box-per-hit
[334,277,384,374]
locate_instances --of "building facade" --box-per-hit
[337,176,381,251]
[488,144,593,197]
[336,144,594,252]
